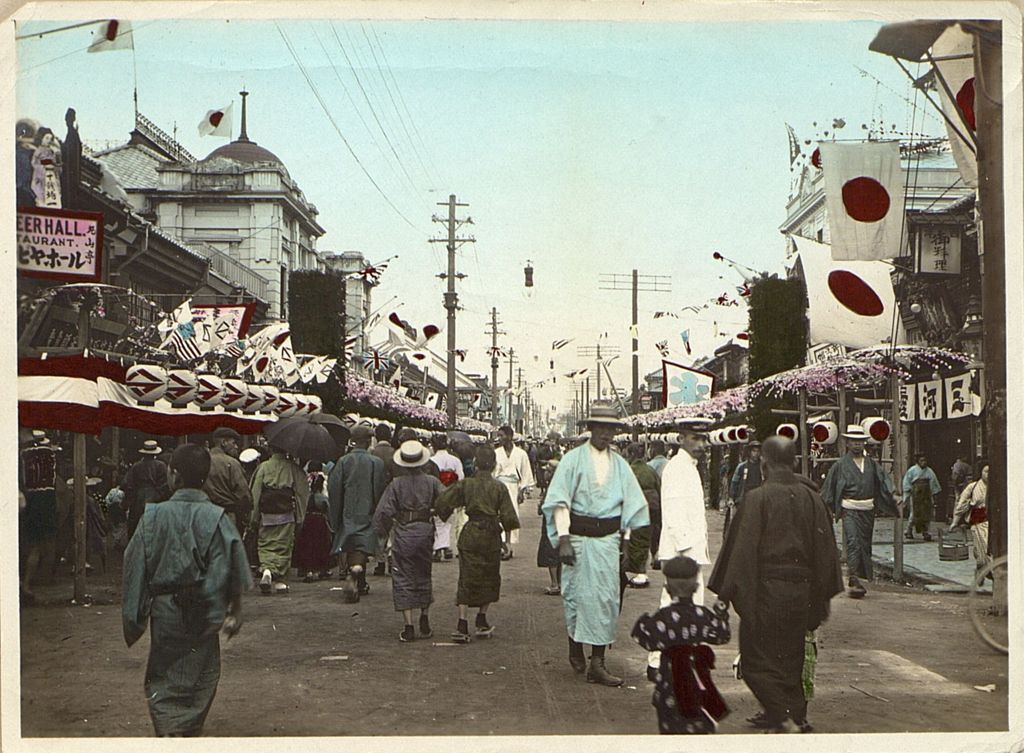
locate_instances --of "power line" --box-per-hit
[275,22,421,231]
[365,22,443,189]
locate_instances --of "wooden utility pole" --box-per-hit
[485,307,504,427]
[578,341,620,406]
[598,270,671,420]
[505,348,518,426]
[429,195,474,428]
[73,293,93,603]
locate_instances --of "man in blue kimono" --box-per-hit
[542,404,650,687]
[122,443,250,737]
[821,425,897,599]
[901,454,941,541]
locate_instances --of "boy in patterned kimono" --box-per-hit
[631,556,731,734]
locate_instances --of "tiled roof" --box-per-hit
[92,143,169,190]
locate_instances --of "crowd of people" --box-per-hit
[16,410,992,737]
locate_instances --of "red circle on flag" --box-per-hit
[811,148,822,169]
[209,111,224,127]
[842,177,890,222]
[956,78,976,131]
[827,270,884,316]
[736,332,749,340]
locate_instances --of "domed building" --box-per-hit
[94,91,325,319]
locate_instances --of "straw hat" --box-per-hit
[585,404,624,428]
[676,417,712,435]
[394,440,430,468]
[138,440,162,455]
[842,425,870,440]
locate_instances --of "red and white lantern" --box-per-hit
[305,395,323,415]
[292,394,310,416]
[242,384,265,414]
[725,426,740,444]
[275,392,298,418]
[260,386,280,414]
[194,374,224,411]
[735,425,750,443]
[811,420,839,445]
[776,423,799,440]
[861,416,891,443]
[221,378,248,411]
[165,369,198,407]
[125,364,168,406]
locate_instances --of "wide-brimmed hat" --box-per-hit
[212,426,242,441]
[842,425,869,440]
[239,448,261,464]
[394,440,430,468]
[676,417,712,435]
[585,404,624,428]
[138,440,162,455]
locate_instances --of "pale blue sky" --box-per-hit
[15,15,946,415]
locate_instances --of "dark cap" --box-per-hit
[662,555,700,579]
[212,427,242,441]
[351,425,373,442]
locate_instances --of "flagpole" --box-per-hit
[14,19,103,40]
[131,43,139,119]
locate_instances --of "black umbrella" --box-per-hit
[262,416,337,463]
[309,413,351,449]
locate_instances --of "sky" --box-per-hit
[12,6,952,424]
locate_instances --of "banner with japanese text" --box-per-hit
[898,382,917,422]
[916,379,943,422]
[17,206,103,283]
[916,226,962,275]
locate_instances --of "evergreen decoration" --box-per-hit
[746,276,807,444]
[288,269,346,415]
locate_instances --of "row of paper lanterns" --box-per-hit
[126,364,322,418]
[777,417,891,445]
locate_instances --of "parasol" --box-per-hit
[262,416,338,463]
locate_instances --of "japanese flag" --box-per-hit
[793,236,906,350]
[932,25,979,188]
[818,141,907,262]
[198,104,233,138]
[87,20,133,52]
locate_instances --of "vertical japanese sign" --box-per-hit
[17,206,103,282]
[916,379,943,421]
[944,371,984,419]
[898,382,917,422]
[916,226,961,275]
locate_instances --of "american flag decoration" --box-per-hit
[168,321,204,362]
[362,349,391,372]
[551,338,571,350]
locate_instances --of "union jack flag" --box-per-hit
[349,260,389,286]
[362,349,390,372]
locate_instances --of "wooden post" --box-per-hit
[73,296,91,603]
[891,373,904,580]
[798,388,809,477]
[838,386,848,567]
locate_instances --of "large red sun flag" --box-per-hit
[87,20,134,52]
[932,25,979,188]
[818,141,906,262]
[198,103,233,138]
[793,236,905,349]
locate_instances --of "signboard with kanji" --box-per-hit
[17,206,104,283]
[806,342,846,365]
[916,226,962,275]
[191,303,256,348]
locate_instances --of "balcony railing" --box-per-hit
[189,242,270,302]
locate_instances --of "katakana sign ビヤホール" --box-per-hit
[17,206,103,283]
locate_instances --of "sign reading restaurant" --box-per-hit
[17,206,104,283]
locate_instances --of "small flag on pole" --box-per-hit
[681,330,691,356]
[551,338,571,350]
[198,104,233,138]
[87,20,134,52]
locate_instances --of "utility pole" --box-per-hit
[598,270,671,419]
[429,195,475,428]
[485,307,505,427]
[515,367,524,433]
[505,347,518,427]
[578,341,620,406]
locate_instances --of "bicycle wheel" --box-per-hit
[968,555,1008,655]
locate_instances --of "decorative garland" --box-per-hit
[627,386,749,429]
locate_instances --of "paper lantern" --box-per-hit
[125,364,168,406]
[165,369,198,407]
[861,416,891,443]
[306,395,323,415]
[194,374,224,411]
[776,423,799,440]
[725,427,739,443]
[221,378,248,411]
[709,429,725,446]
[275,392,298,418]
[242,384,265,414]
[736,425,750,443]
[260,385,280,414]
[811,420,838,445]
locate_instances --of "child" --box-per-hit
[294,469,333,582]
[631,556,731,734]
[435,446,520,643]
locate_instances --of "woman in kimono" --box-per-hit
[249,445,309,595]
[122,444,249,737]
[373,440,445,642]
[950,460,990,576]
[435,446,520,642]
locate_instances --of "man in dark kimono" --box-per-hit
[435,446,519,642]
[708,436,843,734]
[820,425,898,598]
[329,425,386,602]
[202,427,252,536]
[122,444,250,737]
[121,440,171,539]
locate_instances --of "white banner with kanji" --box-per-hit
[916,379,943,421]
[898,382,917,422]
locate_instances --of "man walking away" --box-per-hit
[121,440,171,539]
[708,436,842,734]
[493,425,535,560]
[202,427,252,536]
[122,443,249,737]
[249,445,309,595]
[429,433,465,562]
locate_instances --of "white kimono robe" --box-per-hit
[650,447,708,668]
[431,449,465,551]
[493,445,535,545]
